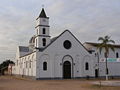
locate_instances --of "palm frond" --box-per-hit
[108,45,115,52]
[108,40,115,44]
[105,35,110,40]
[97,43,104,54]
[97,35,115,56]
[98,37,104,41]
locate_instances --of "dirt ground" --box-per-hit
[0,76,120,90]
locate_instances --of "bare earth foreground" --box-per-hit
[0,76,120,90]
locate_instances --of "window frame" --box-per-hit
[43,62,47,71]
[42,38,46,46]
[116,52,119,58]
[43,28,46,34]
[85,62,89,70]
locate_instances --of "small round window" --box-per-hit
[63,40,72,49]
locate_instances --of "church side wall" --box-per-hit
[14,52,37,78]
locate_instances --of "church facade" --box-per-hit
[13,8,95,79]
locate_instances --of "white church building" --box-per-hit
[13,8,120,79]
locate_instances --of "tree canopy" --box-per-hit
[97,35,115,56]
[0,60,15,70]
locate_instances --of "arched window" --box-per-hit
[43,62,47,71]
[42,38,46,46]
[26,61,28,68]
[85,62,89,70]
[37,29,39,35]
[32,54,34,60]
[116,52,119,58]
[43,28,46,34]
[35,39,37,47]
[29,60,31,68]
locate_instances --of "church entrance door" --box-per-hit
[63,61,71,79]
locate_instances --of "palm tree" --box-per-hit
[97,35,115,80]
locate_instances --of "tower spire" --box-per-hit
[35,8,50,49]
[39,8,47,18]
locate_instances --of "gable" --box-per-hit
[42,30,90,54]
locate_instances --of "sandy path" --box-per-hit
[0,76,120,90]
[0,76,89,90]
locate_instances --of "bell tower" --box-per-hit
[35,8,51,49]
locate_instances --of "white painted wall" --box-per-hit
[36,18,49,27]
[84,43,120,77]
[36,30,95,79]
[35,36,50,48]
[14,52,37,77]
[36,26,49,36]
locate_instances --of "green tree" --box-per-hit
[0,60,15,75]
[97,35,115,80]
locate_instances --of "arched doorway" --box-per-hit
[63,61,71,79]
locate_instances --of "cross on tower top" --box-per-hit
[42,4,44,8]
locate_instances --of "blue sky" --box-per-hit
[0,0,120,63]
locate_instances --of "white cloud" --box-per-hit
[0,0,120,63]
